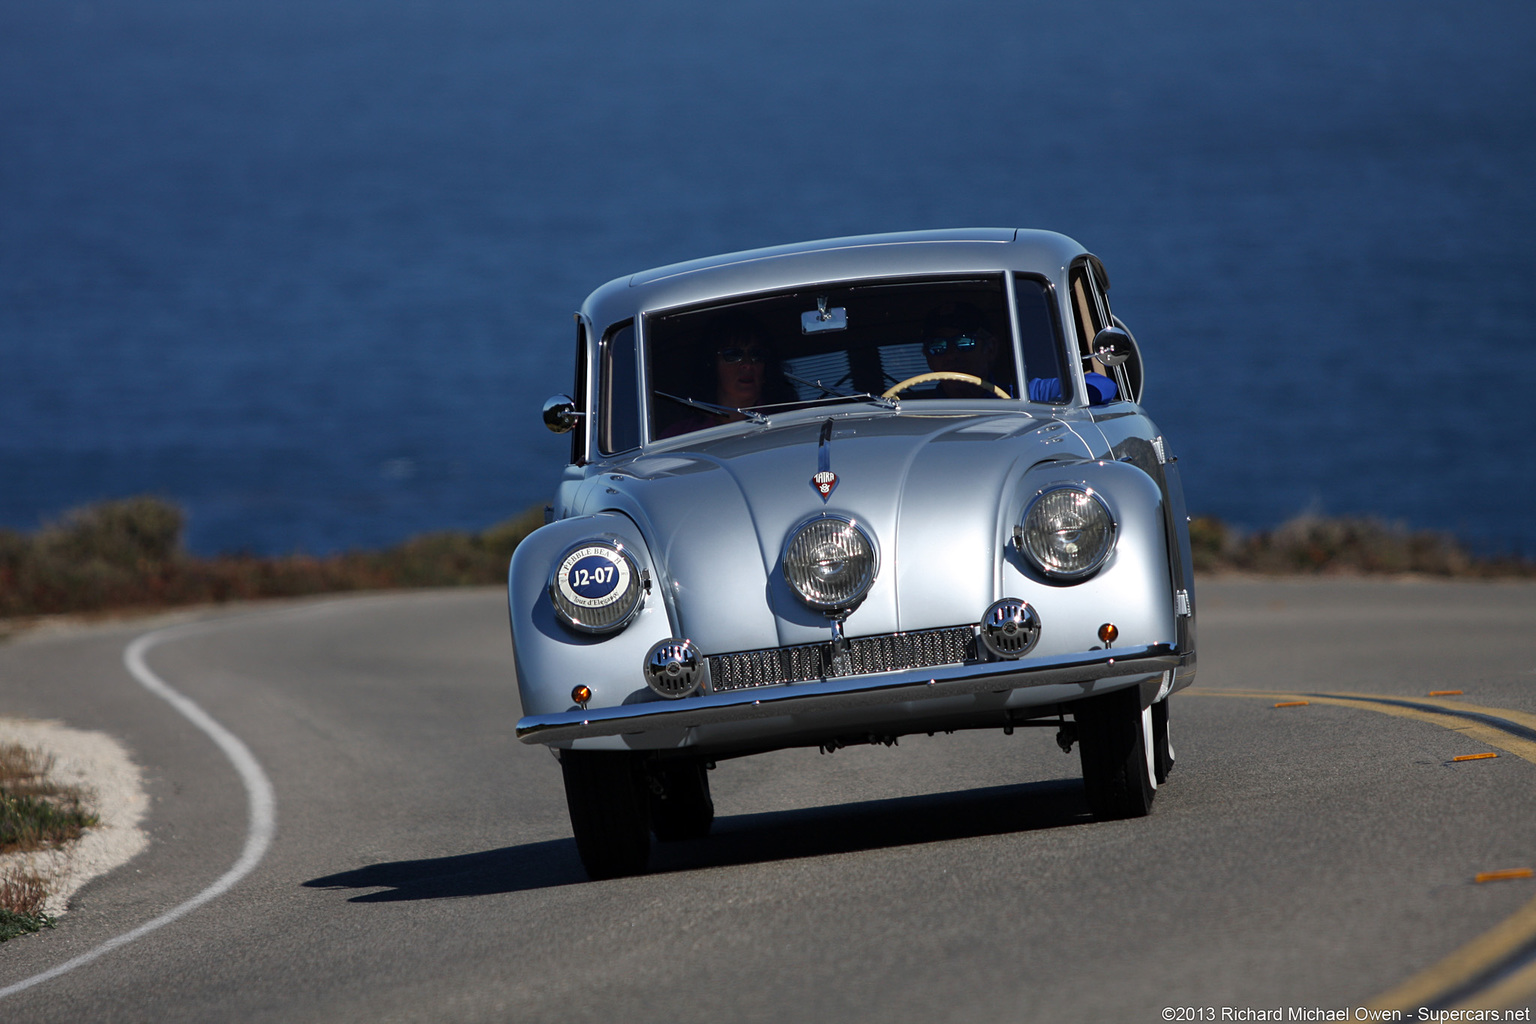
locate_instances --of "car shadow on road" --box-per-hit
[303,777,1091,902]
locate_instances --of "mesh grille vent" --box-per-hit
[708,626,976,692]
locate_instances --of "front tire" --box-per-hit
[648,761,714,841]
[1151,696,1175,785]
[560,750,651,880]
[1075,686,1156,820]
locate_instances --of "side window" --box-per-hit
[599,321,640,454]
[570,320,588,466]
[1069,260,1111,363]
[1070,258,1139,405]
[1013,274,1071,404]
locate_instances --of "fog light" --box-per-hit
[979,599,1041,659]
[644,638,703,699]
[571,685,592,708]
[1098,623,1119,647]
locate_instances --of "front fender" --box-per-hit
[508,513,676,719]
[998,459,1177,659]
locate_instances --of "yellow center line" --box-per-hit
[1196,689,1536,765]
[1184,688,1536,1010]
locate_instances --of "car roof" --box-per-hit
[579,228,1091,329]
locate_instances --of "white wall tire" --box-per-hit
[1074,686,1156,819]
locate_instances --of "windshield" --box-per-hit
[644,274,1069,441]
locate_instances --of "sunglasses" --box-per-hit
[923,335,982,357]
[717,347,768,364]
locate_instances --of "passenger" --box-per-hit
[658,332,773,437]
[712,336,769,415]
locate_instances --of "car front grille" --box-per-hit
[707,625,978,693]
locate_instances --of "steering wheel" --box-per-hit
[881,372,1010,399]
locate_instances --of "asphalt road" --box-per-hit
[1,579,1534,1023]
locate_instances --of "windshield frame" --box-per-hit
[625,272,1072,447]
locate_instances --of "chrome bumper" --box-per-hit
[516,643,1192,746]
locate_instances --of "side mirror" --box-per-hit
[542,395,582,434]
[1090,320,1144,404]
[1090,326,1133,367]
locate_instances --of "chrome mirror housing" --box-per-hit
[1091,326,1134,367]
[542,394,581,434]
[800,294,848,334]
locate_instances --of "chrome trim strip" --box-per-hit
[516,643,1189,744]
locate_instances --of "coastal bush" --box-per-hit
[1200,514,1530,577]
[0,497,546,618]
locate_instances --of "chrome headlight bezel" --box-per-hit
[781,514,878,613]
[1017,485,1117,581]
[547,539,646,634]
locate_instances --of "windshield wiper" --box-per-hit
[783,372,897,410]
[654,391,768,425]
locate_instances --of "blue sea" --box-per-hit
[3,0,1534,557]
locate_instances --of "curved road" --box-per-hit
[1,580,1534,1022]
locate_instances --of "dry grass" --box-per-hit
[0,867,51,940]
[1,742,99,853]
[0,742,96,940]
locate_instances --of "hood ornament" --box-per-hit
[811,419,838,502]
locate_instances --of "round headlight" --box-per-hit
[783,516,877,612]
[548,541,644,633]
[1018,487,1116,580]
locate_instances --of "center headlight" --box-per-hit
[548,540,645,633]
[783,516,877,612]
[1018,486,1116,580]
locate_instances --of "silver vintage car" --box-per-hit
[511,228,1196,878]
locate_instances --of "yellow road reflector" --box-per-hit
[1451,752,1498,762]
[1273,701,1309,708]
[1429,689,1464,696]
[1475,868,1534,884]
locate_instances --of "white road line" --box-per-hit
[0,620,276,1000]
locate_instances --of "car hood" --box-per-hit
[572,411,1101,653]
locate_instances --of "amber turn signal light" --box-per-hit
[1097,623,1119,647]
[571,685,592,707]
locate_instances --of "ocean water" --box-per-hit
[3,0,1534,556]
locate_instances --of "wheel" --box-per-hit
[1074,686,1156,820]
[648,761,715,841]
[881,371,1011,399]
[560,750,651,879]
[1151,696,1175,785]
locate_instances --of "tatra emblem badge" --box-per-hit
[811,470,838,501]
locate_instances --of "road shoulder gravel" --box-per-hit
[0,717,149,918]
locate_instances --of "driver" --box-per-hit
[920,303,1011,398]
